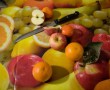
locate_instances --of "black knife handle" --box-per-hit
[54,11,79,25]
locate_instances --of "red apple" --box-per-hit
[74,60,109,90]
[7,55,23,85]
[23,0,54,10]
[49,33,67,50]
[92,34,110,58]
[69,24,93,47]
[7,54,43,87]
[44,26,60,36]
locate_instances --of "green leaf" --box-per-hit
[83,42,102,65]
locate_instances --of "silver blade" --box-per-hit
[15,27,44,43]
[15,21,56,43]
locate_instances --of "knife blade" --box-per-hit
[15,11,79,43]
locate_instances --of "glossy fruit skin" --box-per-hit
[49,33,67,50]
[32,61,52,82]
[0,63,9,90]
[94,79,110,90]
[74,60,109,90]
[1,6,20,18]
[7,54,43,87]
[69,24,93,47]
[42,7,53,19]
[92,34,110,53]
[61,24,74,37]
[7,55,23,85]
[44,27,60,36]
[11,36,46,58]
[65,42,84,61]
[42,48,74,81]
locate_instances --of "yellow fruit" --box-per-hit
[11,36,47,58]
[1,6,20,18]
[33,31,50,48]
[94,79,110,90]
[0,14,14,31]
[0,63,9,90]
[0,22,12,52]
[15,72,84,90]
[5,0,27,7]
[42,48,74,81]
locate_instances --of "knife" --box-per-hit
[15,11,80,43]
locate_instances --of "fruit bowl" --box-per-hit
[0,0,110,90]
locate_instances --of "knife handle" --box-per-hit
[54,11,79,25]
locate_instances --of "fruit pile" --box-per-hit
[0,0,110,90]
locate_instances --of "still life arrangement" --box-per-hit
[0,0,110,90]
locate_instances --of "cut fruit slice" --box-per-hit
[31,9,45,25]
[0,14,14,31]
[33,31,50,48]
[0,22,12,52]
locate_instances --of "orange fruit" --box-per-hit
[32,61,52,82]
[33,31,50,48]
[0,22,12,52]
[0,14,14,31]
[65,42,84,61]
[94,79,110,90]
[42,7,53,19]
[61,24,74,37]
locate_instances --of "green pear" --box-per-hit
[0,63,9,90]
[16,72,84,90]
[52,2,100,19]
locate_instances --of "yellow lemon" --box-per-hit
[42,48,74,81]
[0,63,9,90]
[11,36,47,58]
[1,6,20,18]
[33,31,50,48]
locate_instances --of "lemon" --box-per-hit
[42,49,74,81]
[0,63,9,90]
[1,6,20,18]
[33,31,50,48]
[11,36,46,58]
